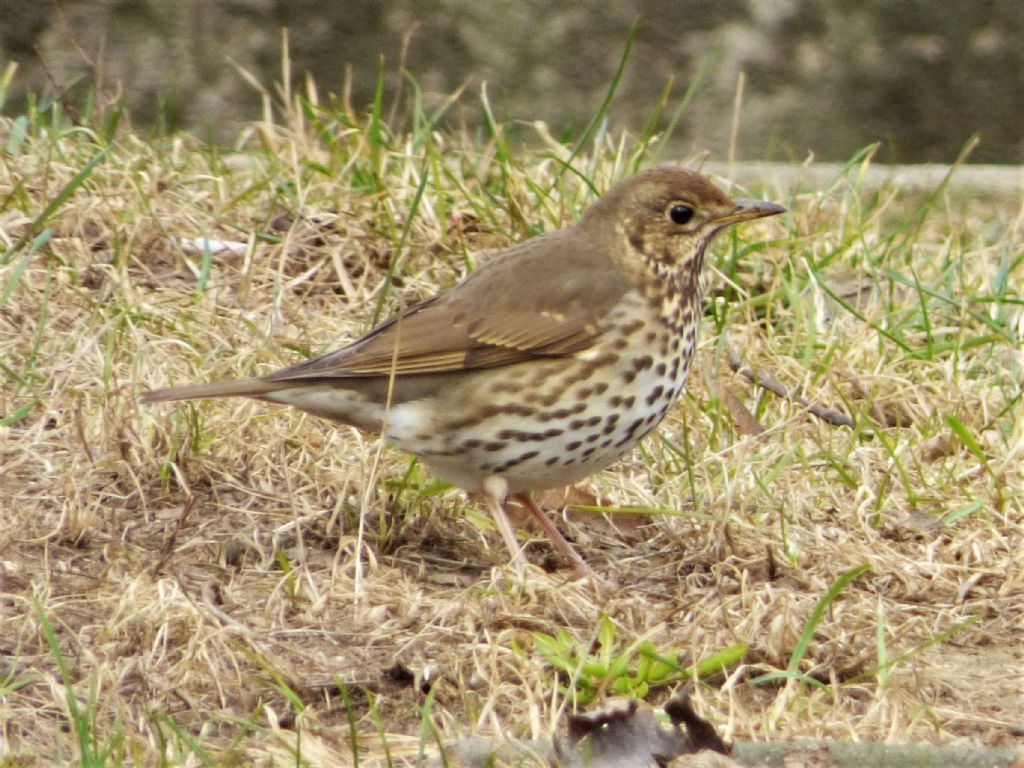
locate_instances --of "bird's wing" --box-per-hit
[265,228,629,381]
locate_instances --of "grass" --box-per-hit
[0,60,1022,765]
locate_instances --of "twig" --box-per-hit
[727,346,855,428]
[199,582,253,635]
[33,46,80,123]
[152,493,195,576]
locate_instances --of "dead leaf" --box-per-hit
[920,432,956,462]
[441,688,738,767]
[535,485,600,510]
[708,377,765,437]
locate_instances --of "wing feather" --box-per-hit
[264,225,628,383]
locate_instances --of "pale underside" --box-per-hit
[268,290,699,494]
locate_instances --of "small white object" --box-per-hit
[174,236,247,256]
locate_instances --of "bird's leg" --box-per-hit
[481,476,526,569]
[511,493,596,581]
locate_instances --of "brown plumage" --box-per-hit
[143,167,784,579]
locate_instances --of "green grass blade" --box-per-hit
[159,715,218,767]
[35,604,94,764]
[557,19,638,178]
[2,147,110,265]
[849,616,981,684]
[1,230,49,308]
[787,564,872,673]
[371,161,431,325]
[0,60,17,113]
[647,51,716,167]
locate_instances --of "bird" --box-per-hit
[142,167,784,579]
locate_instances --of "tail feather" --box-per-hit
[140,378,283,404]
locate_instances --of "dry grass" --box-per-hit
[1,79,1022,765]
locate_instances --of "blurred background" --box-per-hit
[2,0,1022,163]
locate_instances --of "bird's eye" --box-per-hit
[668,203,694,225]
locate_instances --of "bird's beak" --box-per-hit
[713,199,786,226]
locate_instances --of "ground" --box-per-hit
[0,99,1021,765]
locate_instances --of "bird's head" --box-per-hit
[585,166,785,282]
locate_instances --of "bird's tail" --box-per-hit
[140,378,282,404]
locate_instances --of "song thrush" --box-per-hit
[143,167,783,578]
